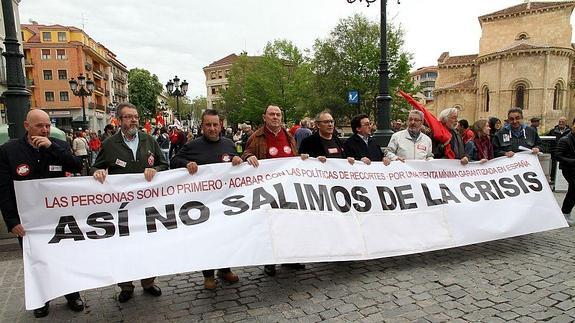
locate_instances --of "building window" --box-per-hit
[41,49,50,60]
[60,91,69,101]
[211,71,216,80]
[45,92,55,102]
[211,87,216,95]
[225,69,230,77]
[516,32,529,40]
[482,87,490,112]
[218,71,223,79]
[57,32,67,42]
[42,32,51,42]
[553,83,563,110]
[514,83,528,109]
[56,49,66,60]
[43,70,52,80]
[58,70,67,80]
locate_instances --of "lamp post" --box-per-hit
[2,0,31,139]
[165,76,188,121]
[107,101,117,119]
[346,0,396,146]
[69,74,94,130]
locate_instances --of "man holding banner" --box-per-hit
[241,105,304,276]
[0,109,85,318]
[171,109,243,289]
[91,102,168,303]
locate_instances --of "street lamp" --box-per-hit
[107,101,117,119]
[69,73,94,130]
[165,76,188,120]
[346,0,397,146]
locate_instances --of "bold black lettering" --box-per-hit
[86,212,115,239]
[48,216,85,244]
[222,195,249,215]
[252,187,279,210]
[421,183,444,206]
[513,174,530,193]
[294,183,307,210]
[475,181,500,200]
[489,179,505,199]
[394,185,416,210]
[499,177,520,197]
[179,201,209,225]
[376,186,397,210]
[460,182,480,202]
[118,208,129,237]
[146,204,177,233]
[523,172,542,192]
[304,184,332,211]
[351,186,371,212]
[273,183,298,209]
[440,184,461,204]
[330,186,351,213]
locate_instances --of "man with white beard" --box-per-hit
[383,110,434,165]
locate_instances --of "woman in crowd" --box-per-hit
[488,117,502,138]
[465,119,494,163]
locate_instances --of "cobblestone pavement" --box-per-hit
[1,195,574,322]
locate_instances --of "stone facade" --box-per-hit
[433,1,575,133]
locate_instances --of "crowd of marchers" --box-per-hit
[0,100,574,318]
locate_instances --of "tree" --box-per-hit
[309,14,417,123]
[221,41,314,126]
[128,68,164,118]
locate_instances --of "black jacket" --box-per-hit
[0,136,81,232]
[493,125,542,157]
[299,132,346,158]
[556,132,575,173]
[343,133,383,161]
[171,136,238,168]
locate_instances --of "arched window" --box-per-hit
[482,87,490,112]
[553,82,563,110]
[516,32,529,40]
[513,83,529,109]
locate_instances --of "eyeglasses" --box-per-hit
[121,115,139,120]
[319,120,335,125]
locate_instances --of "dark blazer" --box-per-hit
[556,132,575,172]
[343,133,383,161]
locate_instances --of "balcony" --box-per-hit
[25,58,33,67]
[85,62,92,71]
[113,74,127,83]
[104,73,109,80]
[115,88,128,97]
[26,79,35,87]
[95,85,104,95]
[93,68,103,79]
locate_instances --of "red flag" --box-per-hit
[144,120,151,134]
[397,90,455,159]
[156,113,165,128]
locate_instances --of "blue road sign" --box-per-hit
[348,90,359,104]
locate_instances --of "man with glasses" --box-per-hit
[343,114,383,164]
[383,110,433,165]
[493,107,541,157]
[299,110,347,162]
[241,105,303,276]
[91,102,168,303]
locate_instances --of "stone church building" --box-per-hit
[432,1,575,132]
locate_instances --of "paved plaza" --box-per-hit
[0,194,574,323]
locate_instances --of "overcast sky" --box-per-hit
[19,0,575,98]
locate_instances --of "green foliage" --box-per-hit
[221,14,417,126]
[128,68,164,118]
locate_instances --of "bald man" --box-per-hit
[0,109,85,317]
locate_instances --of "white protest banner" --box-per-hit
[15,153,566,309]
